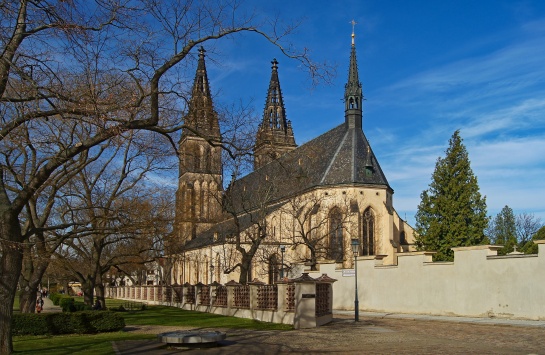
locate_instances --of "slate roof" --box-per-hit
[226,122,391,214]
[184,202,284,250]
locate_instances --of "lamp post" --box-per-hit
[280,245,286,279]
[351,238,360,322]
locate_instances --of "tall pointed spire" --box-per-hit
[254,59,297,170]
[345,20,363,129]
[175,46,223,243]
[183,46,221,140]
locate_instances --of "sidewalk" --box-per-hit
[114,312,545,354]
[334,309,545,328]
[41,297,62,313]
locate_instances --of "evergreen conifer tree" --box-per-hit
[520,225,545,254]
[415,130,488,261]
[488,205,517,255]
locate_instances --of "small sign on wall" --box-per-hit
[342,269,355,277]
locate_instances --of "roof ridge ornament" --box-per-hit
[350,19,357,46]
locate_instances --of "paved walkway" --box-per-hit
[113,312,545,354]
[37,298,545,353]
[334,309,545,328]
[41,297,62,313]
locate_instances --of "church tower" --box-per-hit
[345,23,363,129]
[254,59,297,170]
[175,47,223,243]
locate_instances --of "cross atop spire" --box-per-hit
[350,19,357,46]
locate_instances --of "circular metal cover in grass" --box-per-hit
[157,330,226,345]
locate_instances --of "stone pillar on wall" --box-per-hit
[225,280,239,311]
[248,279,264,310]
[293,273,318,329]
[277,282,288,312]
[210,281,220,306]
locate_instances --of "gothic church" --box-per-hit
[172,33,415,285]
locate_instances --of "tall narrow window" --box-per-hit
[362,207,375,256]
[328,208,344,262]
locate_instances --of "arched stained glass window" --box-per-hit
[362,207,375,256]
[329,208,344,262]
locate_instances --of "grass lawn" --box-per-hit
[13,300,292,353]
[122,305,293,330]
[13,332,154,355]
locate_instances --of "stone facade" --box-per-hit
[172,36,415,285]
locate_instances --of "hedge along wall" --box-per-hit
[12,311,125,335]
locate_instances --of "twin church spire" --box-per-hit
[181,25,364,175]
[254,59,297,170]
[176,26,366,242]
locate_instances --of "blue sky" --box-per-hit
[195,0,545,227]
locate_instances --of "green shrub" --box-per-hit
[59,297,75,312]
[12,311,125,335]
[73,302,92,312]
[81,311,126,332]
[50,293,62,305]
[48,313,76,334]
[12,313,49,336]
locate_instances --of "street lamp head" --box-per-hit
[351,238,360,254]
[280,244,286,253]
[210,264,215,271]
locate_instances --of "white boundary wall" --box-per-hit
[307,242,545,320]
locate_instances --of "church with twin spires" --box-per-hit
[172,32,415,285]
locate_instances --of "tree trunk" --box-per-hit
[19,286,38,314]
[18,244,50,313]
[81,279,95,306]
[238,254,253,285]
[95,273,106,309]
[0,213,24,354]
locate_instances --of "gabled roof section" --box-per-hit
[227,124,390,214]
[184,202,284,250]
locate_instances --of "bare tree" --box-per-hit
[220,171,277,284]
[516,213,543,246]
[15,134,109,312]
[0,1,331,351]
[54,132,172,306]
[516,213,544,254]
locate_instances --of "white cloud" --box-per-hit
[369,20,545,224]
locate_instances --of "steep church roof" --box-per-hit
[183,31,392,248]
[226,30,390,214]
[226,123,390,214]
